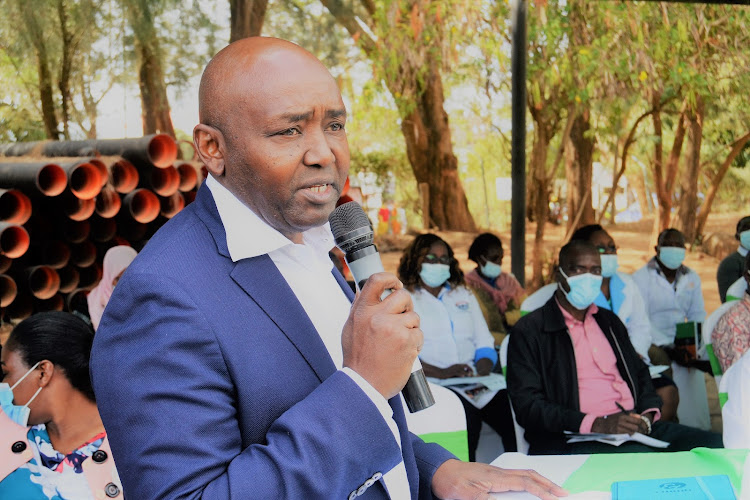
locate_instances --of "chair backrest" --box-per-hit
[499,336,530,454]
[519,284,556,317]
[404,383,469,462]
[726,277,746,302]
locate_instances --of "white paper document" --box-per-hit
[427,373,507,409]
[565,431,670,448]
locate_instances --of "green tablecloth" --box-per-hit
[563,448,748,494]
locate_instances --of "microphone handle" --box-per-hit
[346,246,435,413]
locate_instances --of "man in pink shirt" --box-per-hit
[507,241,723,454]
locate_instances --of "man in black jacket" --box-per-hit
[508,241,723,455]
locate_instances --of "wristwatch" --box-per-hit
[639,414,652,435]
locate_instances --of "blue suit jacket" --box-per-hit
[90,185,454,499]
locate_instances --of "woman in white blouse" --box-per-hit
[397,233,516,460]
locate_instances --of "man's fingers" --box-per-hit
[380,288,414,314]
[358,272,403,305]
[494,469,567,500]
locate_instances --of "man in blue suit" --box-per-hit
[90,37,565,499]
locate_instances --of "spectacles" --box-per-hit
[424,253,451,265]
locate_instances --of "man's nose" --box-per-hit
[303,128,335,167]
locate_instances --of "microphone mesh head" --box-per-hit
[329,201,373,252]
[329,201,370,238]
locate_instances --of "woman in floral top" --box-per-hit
[0,312,121,499]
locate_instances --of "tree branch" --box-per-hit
[319,0,376,56]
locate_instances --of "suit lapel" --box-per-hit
[231,254,337,383]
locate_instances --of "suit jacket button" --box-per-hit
[371,472,382,481]
[105,482,120,498]
[92,450,108,463]
[11,441,26,453]
[348,491,357,500]
[357,485,368,496]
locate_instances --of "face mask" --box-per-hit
[658,247,686,270]
[600,254,619,278]
[0,361,42,427]
[558,268,603,310]
[480,260,502,279]
[739,230,750,251]
[420,263,451,288]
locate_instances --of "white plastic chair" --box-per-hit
[499,336,530,454]
[725,277,747,302]
[403,383,469,461]
[519,284,556,317]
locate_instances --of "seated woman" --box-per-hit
[465,233,526,341]
[0,312,122,499]
[86,245,138,330]
[397,233,516,461]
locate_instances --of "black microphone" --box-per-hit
[329,201,435,413]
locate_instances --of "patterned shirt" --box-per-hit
[712,292,750,372]
[0,425,106,500]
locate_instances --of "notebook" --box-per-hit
[611,474,736,499]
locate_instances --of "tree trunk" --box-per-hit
[400,62,476,231]
[135,36,174,137]
[530,123,551,289]
[19,0,59,140]
[694,131,750,239]
[565,110,596,231]
[57,0,73,140]
[676,96,704,245]
[229,0,268,41]
[319,0,475,231]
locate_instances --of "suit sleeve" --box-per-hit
[717,257,737,303]
[91,272,405,499]
[507,319,586,434]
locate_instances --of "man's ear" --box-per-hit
[194,124,226,177]
[555,266,570,293]
[654,245,659,254]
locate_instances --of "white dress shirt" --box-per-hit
[206,175,409,498]
[632,258,706,347]
[410,285,495,369]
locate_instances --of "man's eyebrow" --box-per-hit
[326,109,347,119]
[279,111,314,123]
[276,109,346,124]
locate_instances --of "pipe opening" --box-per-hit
[69,163,103,200]
[0,274,17,307]
[37,163,68,196]
[28,266,60,300]
[148,134,179,168]
[111,159,139,193]
[0,225,30,258]
[125,189,160,223]
[0,189,32,225]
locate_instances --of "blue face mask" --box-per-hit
[558,268,603,310]
[600,254,619,278]
[420,263,451,288]
[658,246,686,270]
[739,230,750,251]
[480,260,502,280]
[0,361,42,427]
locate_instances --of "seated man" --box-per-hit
[717,215,750,303]
[632,228,706,367]
[507,241,723,455]
[712,252,750,372]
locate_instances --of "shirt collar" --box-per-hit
[205,175,335,262]
[647,256,688,277]
[738,246,749,257]
[555,295,598,324]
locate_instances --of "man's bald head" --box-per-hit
[198,37,334,134]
